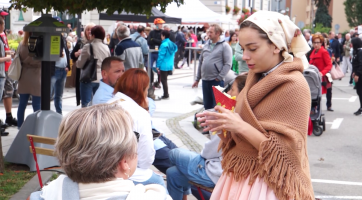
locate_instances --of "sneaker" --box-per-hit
[161,95,169,100]
[5,117,18,126]
[1,128,9,136]
[354,109,362,116]
[327,107,334,112]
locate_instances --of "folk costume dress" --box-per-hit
[210,11,314,200]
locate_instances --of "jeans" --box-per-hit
[80,82,99,107]
[357,77,362,108]
[166,148,215,200]
[202,79,225,110]
[17,94,41,129]
[160,70,169,97]
[150,52,160,83]
[153,135,178,174]
[51,67,67,114]
[133,171,168,194]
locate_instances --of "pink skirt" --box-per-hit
[210,173,283,200]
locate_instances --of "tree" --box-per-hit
[9,0,183,15]
[314,0,332,28]
[344,0,362,27]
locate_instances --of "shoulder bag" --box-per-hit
[80,43,98,83]
[330,61,344,80]
[8,44,22,81]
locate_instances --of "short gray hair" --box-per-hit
[55,104,137,183]
[117,25,130,39]
[209,24,223,35]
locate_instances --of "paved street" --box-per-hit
[1,67,362,200]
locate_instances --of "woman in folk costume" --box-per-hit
[197,11,314,200]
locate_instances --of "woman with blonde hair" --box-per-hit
[17,31,41,128]
[198,11,314,200]
[29,104,170,200]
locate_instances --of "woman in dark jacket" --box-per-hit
[309,34,333,111]
[70,23,95,106]
[351,37,362,115]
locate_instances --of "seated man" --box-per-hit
[92,57,125,105]
[167,75,247,200]
[93,57,177,175]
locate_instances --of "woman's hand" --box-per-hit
[75,49,82,57]
[319,72,323,77]
[196,106,246,135]
[355,75,359,83]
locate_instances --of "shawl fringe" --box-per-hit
[258,134,314,200]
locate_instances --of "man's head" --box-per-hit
[67,24,72,29]
[209,24,222,42]
[338,33,342,39]
[101,57,125,87]
[303,29,311,36]
[350,29,355,35]
[182,29,188,36]
[329,31,335,39]
[163,25,170,31]
[129,24,134,30]
[225,30,230,37]
[345,33,351,40]
[137,25,145,35]
[154,18,165,30]
[116,25,130,40]
[304,32,311,41]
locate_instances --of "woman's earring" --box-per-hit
[124,167,131,178]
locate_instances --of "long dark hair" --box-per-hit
[351,37,362,56]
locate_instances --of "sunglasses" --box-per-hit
[134,131,140,142]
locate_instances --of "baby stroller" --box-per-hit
[303,65,326,136]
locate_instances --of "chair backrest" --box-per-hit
[27,134,56,156]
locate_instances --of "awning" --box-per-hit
[99,7,181,24]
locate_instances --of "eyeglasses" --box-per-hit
[312,42,321,44]
[133,131,140,142]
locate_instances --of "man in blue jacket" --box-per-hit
[130,25,149,67]
[329,31,341,63]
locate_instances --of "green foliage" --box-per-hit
[314,0,332,28]
[344,0,362,27]
[301,23,331,34]
[9,0,184,16]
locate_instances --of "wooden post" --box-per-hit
[0,137,5,173]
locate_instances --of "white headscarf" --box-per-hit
[244,11,311,69]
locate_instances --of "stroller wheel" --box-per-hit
[321,117,326,131]
[313,126,323,136]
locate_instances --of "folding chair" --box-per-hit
[189,181,214,200]
[27,134,59,188]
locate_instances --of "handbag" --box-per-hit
[330,62,344,80]
[8,45,22,81]
[80,44,98,83]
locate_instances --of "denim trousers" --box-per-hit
[80,82,99,107]
[150,52,160,84]
[132,171,168,194]
[166,148,215,200]
[51,67,67,114]
[153,135,178,174]
[17,94,41,129]
[202,79,225,110]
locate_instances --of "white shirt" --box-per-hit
[107,92,155,182]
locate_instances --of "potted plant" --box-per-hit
[225,5,231,14]
[233,6,241,15]
[242,7,250,14]
[237,10,257,25]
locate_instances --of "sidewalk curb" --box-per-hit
[9,171,54,200]
[166,109,203,153]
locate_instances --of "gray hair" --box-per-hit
[54,104,137,183]
[117,25,130,39]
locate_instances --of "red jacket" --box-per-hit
[309,46,332,94]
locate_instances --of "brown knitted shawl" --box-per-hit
[220,58,314,200]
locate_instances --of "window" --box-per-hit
[234,0,238,7]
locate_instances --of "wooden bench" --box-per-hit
[27,134,62,188]
[189,181,214,200]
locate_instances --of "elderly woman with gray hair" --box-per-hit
[29,104,171,200]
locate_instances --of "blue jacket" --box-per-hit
[157,38,177,71]
[130,32,149,55]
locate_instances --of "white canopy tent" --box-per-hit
[164,0,236,25]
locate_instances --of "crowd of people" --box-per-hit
[0,5,349,200]
[22,10,340,200]
[303,28,362,115]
